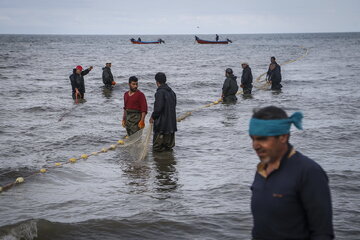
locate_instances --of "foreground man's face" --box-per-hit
[251,135,286,164]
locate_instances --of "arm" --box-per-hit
[138,93,147,128]
[70,75,80,95]
[81,66,93,76]
[222,79,230,96]
[103,70,110,83]
[300,165,334,239]
[151,91,164,120]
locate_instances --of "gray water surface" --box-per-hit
[0,33,359,239]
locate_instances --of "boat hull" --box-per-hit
[196,39,229,44]
[131,40,161,44]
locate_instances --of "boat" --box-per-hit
[195,36,232,44]
[130,38,165,44]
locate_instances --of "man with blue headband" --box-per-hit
[249,106,334,240]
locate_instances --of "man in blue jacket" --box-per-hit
[249,106,334,240]
[150,72,177,152]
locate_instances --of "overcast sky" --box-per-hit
[0,0,359,34]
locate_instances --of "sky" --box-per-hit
[0,0,359,34]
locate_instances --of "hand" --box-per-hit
[89,66,93,70]
[111,81,116,85]
[149,118,154,124]
[138,120,145,129]
[122,120,126,128]
[240,84,244,88]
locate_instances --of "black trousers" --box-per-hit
[153,132,175,152]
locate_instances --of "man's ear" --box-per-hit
[279,134,289,143]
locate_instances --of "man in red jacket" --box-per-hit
[122,76,148,136]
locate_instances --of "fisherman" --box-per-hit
[122,76,148,136]
[138,37,142,42]
[150,72,177,152]
[102,62,115,88]
[249,106,334,240]
[267,63,282,90]
[222,68,239,103]
[216,34,219,41]
[69,65,93,100]
[266,57,282,89]
[240,62,253,95]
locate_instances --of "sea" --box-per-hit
[0,33,359,239]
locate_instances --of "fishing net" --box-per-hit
[125,124,153,161]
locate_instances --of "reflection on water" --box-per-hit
[102,86,114,99]
[153,151,178,194]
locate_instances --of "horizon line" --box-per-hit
[0,31,359,36]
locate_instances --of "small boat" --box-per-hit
[130,38,165,44]
[195,36,232,44]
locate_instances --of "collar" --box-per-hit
[257,145,296,178]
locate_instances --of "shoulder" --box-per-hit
[292,151,327,175]
[124,91,129,97]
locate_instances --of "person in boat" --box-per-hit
[249,106,334,240]
[216,34,219,41]
[240,62,253,95]
[69,65,93,100]
[226,38,232,43]
[195,36,199,41]
[266,56,281,84]
[150,72,177,152]
[122,76,148,136]
[158,38,165,44]
[222,68,239,103]
[130,38,135,42]
[267,63,282,90]
[138,37,142,42]
[102,62,115,88]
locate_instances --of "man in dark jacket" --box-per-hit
[249,106,334,240]
[150,72,177,152]
[268,63,282,90]
[240,62,253,94]
[102,62,115,88]
[266,56,282,90]
[222,68,239,103]
[69,65,93,100]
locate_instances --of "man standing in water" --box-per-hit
[122,76,148,136]
[102,62,115,88]
[267,63,282,90]
[69,65,93,100]
[240,62,253,95]
[150,72,177,152]
[266,56,282,90]
[249,106,334,240]
[222,68,239,103]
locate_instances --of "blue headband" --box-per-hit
[249,112,303,136]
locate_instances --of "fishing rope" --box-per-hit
[0,46,309,193]
[176,46,309,122]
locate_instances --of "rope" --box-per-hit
[0,46,309,194]
[254,46,309,90]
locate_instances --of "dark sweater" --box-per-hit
[251,146,334,240]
